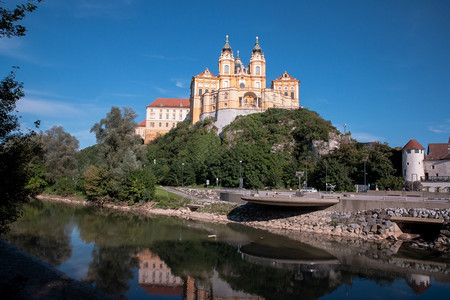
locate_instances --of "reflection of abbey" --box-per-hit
[190,35,300,131]
[136,36,300,143]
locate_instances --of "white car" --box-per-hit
[300,187,318,193]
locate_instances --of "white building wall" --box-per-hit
[402,149,425,181]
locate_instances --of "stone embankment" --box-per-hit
[37,195,450,252]
[227,205,450,252]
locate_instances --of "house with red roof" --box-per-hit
[135,98,190,144]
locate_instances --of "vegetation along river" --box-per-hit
[2,200,450,299]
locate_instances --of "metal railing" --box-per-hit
[421,176,450,182]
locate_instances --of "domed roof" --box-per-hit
[222,35,232,52]
[252,36,262,53]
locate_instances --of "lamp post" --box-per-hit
[239,160,243,189]
[182,163,184,187]
[305,158,309,188]
[325,160,328,193]
[363,159,367,190]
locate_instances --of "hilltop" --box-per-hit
[147,108,402,191]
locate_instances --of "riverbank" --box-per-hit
[36,194,450,252]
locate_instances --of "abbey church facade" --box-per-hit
[189,36,300,131]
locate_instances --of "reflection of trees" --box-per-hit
[84,246,138,299]
[3,200,74,266]
[151,240,344,300]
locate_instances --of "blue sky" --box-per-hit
[1,0,449,150]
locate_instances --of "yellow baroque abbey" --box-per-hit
[189,35,300,131]
[136,36,301,143]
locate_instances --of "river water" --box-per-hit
[2,200,450,299]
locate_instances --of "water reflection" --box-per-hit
[2,200,450,299]
[136,249,184,296]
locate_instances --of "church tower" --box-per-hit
[248,36,266,90]
[218,35,234,89]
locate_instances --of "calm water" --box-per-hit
[3,200,450,299]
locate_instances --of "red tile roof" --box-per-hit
[427,143,450,160]
[403,139,424,150]
[147,98,190,108]
[137,120,145,127]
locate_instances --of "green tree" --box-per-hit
[0,0,42,232]
[89,107,146,200]
[378,175,404,191]
[309,158,353,192]
[119,167,156,203]
[25,163,48,196]
[35,126,79,184]
[0,0,42,38]
[83,165,110,202]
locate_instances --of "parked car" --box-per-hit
[300,187,318,193]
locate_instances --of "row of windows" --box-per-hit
[224,65,260,74]
[198,89,215,96]
[150,109,187,113]
[406,149,423,154]
[150,113,184,120]
[149,122,176,128]
[277,86,295,90]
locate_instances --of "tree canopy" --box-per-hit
[147,108,402,191]
[0,0,42,233]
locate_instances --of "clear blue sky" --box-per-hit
[1,0,449,150]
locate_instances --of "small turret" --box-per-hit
[252,36,262,53]
[222,35,232,53]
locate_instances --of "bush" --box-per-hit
[83,165,110,202]
[52,177,76,196]
[377,175,404,191]
[119,167,156,203]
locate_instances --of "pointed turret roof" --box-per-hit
[222,35,232,52]
[235,50,242,66]
[403,139,424,150]
[252,36,262,53]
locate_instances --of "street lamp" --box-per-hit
[363,159,367,190]
[182,163,185,187]
[325,160,328,193]
[239,160,243,189]
[305,157,309,188]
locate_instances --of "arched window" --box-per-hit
[240,82,245,88]
[291,92,294,99]
[224,81,229,88]
[284,92,288,96]
[224,65,229,73]
[256,66,261,74]
[256,82,260,88]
